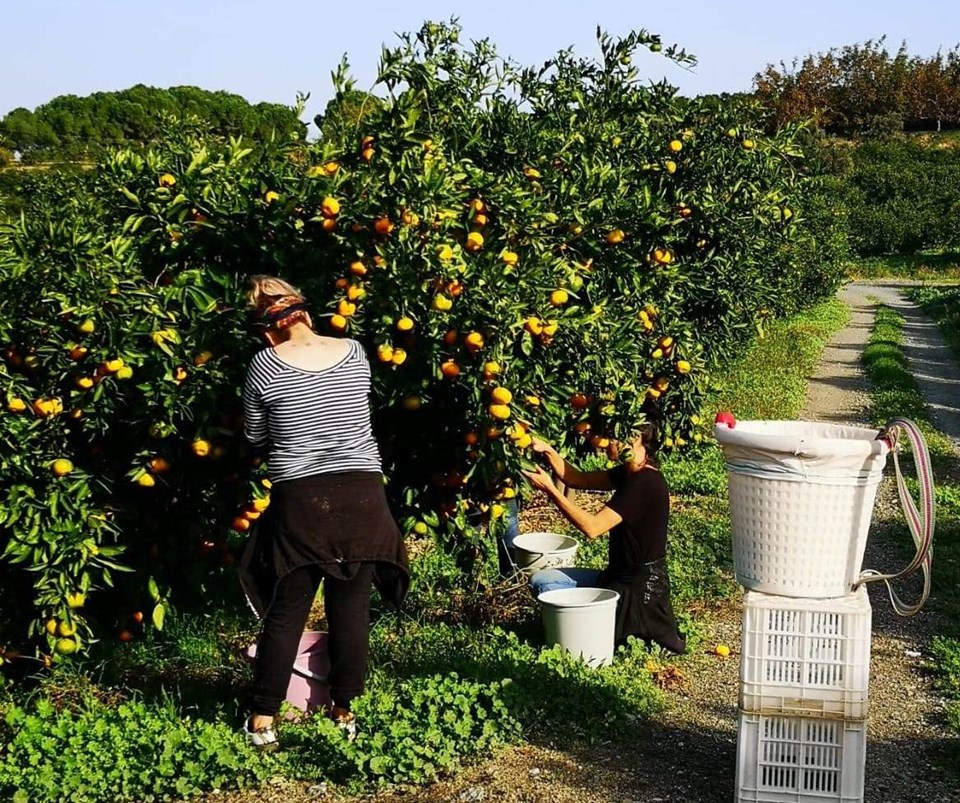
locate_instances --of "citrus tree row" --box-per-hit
[0,22,845,660]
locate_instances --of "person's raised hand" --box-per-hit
[523,465,556,493]
[530,435,554,456]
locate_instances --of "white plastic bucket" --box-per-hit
[538,587,620,667]
[512,532,578,574]
[714,421,890,598]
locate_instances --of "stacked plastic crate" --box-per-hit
[735,586,872,803]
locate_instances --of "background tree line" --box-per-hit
[0,85,304,163]
[755,37,960,135]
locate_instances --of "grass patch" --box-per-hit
[850,252,960,281]
[910,284,960,364]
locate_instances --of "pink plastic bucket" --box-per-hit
[243,630,332,717]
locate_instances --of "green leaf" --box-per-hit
[152,602,165,631]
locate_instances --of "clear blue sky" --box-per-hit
[3,0,958,129]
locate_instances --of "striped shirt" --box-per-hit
[242,339,382,483]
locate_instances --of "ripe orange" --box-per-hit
[524,317,544,336]
[401,209,420,226]
[232,517,251,533]
[441,360,461,378]
[321,218,337,233]
[76,376,94,390]
[664,160,677,174]
[542,321,559,337]
[321,197,340,218]
[447,280,464,297]
[51,459,74,477]
[606,229,625,245]
[264,190,280,204]
[374,217,394,235]
[437,244,455,261]
[192,439,211,457]
[490,387,513,404]
[377,344,394,363]
[501,251,519,267]
[116,365,134,380]
[489,404,511,420]
[347,285,365,304]
[349,260,367,277]
[550,289,569,307]
[742,139,755,150]
[391,348,407,366]
[361,147,375,162]
[473,213,488,228]
[573,421,591,435]
[77,319,96,335]
[337,300,357,317]
[66,592,85,608]
[324,161,339,174]
[361,135,375,148]
[676,360,691,374]
[432,294,453,312]
[158,173,177,188]
[465,332,485,351]
[396,317,415,332]
[173,366,188,383]
[669,139,683,153]
[137,473,156,488]
[482,360,501,378]
[69,346,88,361]
[465,232,484,252]
[149,456,171,474]
[132,611,144,624]
[464,431,479,445]
[6,397,27,413]
[570,392,590,410]
[193,350,213,366]
[118,630,133,643]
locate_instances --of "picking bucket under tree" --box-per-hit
[713,416,934,614]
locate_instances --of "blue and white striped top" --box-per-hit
[242,339,382,483]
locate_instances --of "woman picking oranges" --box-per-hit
[238,276,408,750]
[522,423,686,655]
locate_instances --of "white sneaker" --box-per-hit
[243,717,279,751]
[330,707,357,742]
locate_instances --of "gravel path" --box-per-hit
[209,282,960,803]
[800,281,958,802]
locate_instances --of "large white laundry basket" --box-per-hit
[715,421,890,599]
[715,417,935,611]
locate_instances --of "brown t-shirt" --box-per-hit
[604,464,670,580]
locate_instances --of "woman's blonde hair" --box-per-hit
[247,275,312,332]
[247,275,304,313]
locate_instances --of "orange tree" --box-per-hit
[0,22,845,658]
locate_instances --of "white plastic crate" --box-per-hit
[736,711,866,802]
[740,587,871,719]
